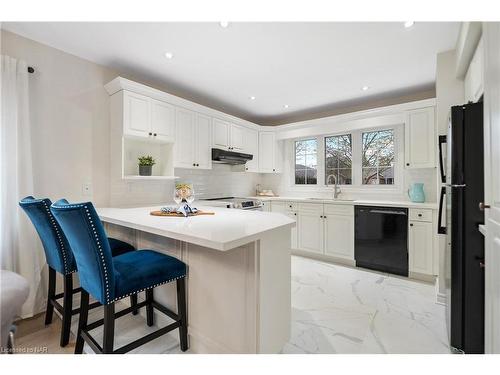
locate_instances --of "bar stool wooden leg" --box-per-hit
[130,294,138,315]
[103,303,115,354]
[176,278,188,352]
[75,290,89,354]
[45,267,56,325]
[146,289,154,327]
[60,273,73,347]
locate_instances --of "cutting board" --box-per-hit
[150,210,215,217]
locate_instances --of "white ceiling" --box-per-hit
[2,22,460,125]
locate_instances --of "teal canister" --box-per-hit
[408,183,425,203]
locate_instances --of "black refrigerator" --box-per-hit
[439,102,485,354]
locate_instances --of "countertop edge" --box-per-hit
[98,212,295,252]
[252,196,439,209]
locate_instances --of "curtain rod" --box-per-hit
[27,66,35,73]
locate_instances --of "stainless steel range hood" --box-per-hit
[211,148,253,165]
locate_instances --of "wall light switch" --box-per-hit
[82,182,93,197]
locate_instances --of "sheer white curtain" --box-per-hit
[1,55,45,317]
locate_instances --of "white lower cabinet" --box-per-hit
[324,213,354,260]
[261,200,271,212]
[271,202,298,249]
[408,220,434,275]
[297,203,324,254]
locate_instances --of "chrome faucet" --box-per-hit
[326,174,341,199]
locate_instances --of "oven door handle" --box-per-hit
[368,209,407,215]
[438,186,447,234]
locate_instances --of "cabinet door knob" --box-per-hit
[196,163,199,167]
[479,202,491,211]
[294,213,297,216]
[410,223,414,227]
[192,163,196,167]
[149,132,152,136]
[418,214,422,217]
[153,133,157,137]
[406,163,410,166]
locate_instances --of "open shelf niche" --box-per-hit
[122,136,177,180]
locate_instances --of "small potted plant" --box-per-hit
[138,155,156,176]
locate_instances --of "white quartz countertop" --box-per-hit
[97,205,295,251]
[250,196,438,209]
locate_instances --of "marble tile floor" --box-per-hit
[282,256,451,354]
[14,255,450,354]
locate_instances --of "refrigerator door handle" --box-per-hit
[438,135,447,183]
[445,184,467,188]
[438,186,447,234]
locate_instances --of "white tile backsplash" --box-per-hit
[109,164,261,207]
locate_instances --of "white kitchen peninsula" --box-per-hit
[97,205,295,354]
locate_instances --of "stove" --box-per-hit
[201,197,263,210]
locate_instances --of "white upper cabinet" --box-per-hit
[213,119,246,151]
[195,114,212,170]
[174,108,196,168]
[123,91,151,137]
[174,109,212,170]
[123,91,175,142]
[259,131,282,173]
[244,128,259,172]
[230,124,245,151]
[404,107,436,169]
[151,99,175,141]
[465,36,484,103]
[213,118,230,149]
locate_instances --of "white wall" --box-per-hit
[110,165,261,206]
[2,30,116,206]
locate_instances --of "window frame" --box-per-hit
[324,133,353,186]
[290,124,403,192]
[361,128,396,186]
[294,138,318,185]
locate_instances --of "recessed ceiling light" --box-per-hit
[249,96,256,100]
[362,86,370,91]
[219,21,229,28]
[284,104,290,109]
[404,21,415,28]
[164,52,174,59]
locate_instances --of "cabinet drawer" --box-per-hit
[324,204,353,216]
[409,208,432,222]
[298,202,323,213]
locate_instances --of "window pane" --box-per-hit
[325,134,352,185]
[305,154,317,168]
[362,168,378,185]
[362,130,395,185]
[295,139,317,185]
[378,166,394,185]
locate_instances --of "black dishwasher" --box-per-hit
[354,206,408,276]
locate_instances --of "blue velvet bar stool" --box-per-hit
[19,196,139,347]
[50,199,188,354]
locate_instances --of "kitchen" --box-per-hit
[1,15,500,364]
